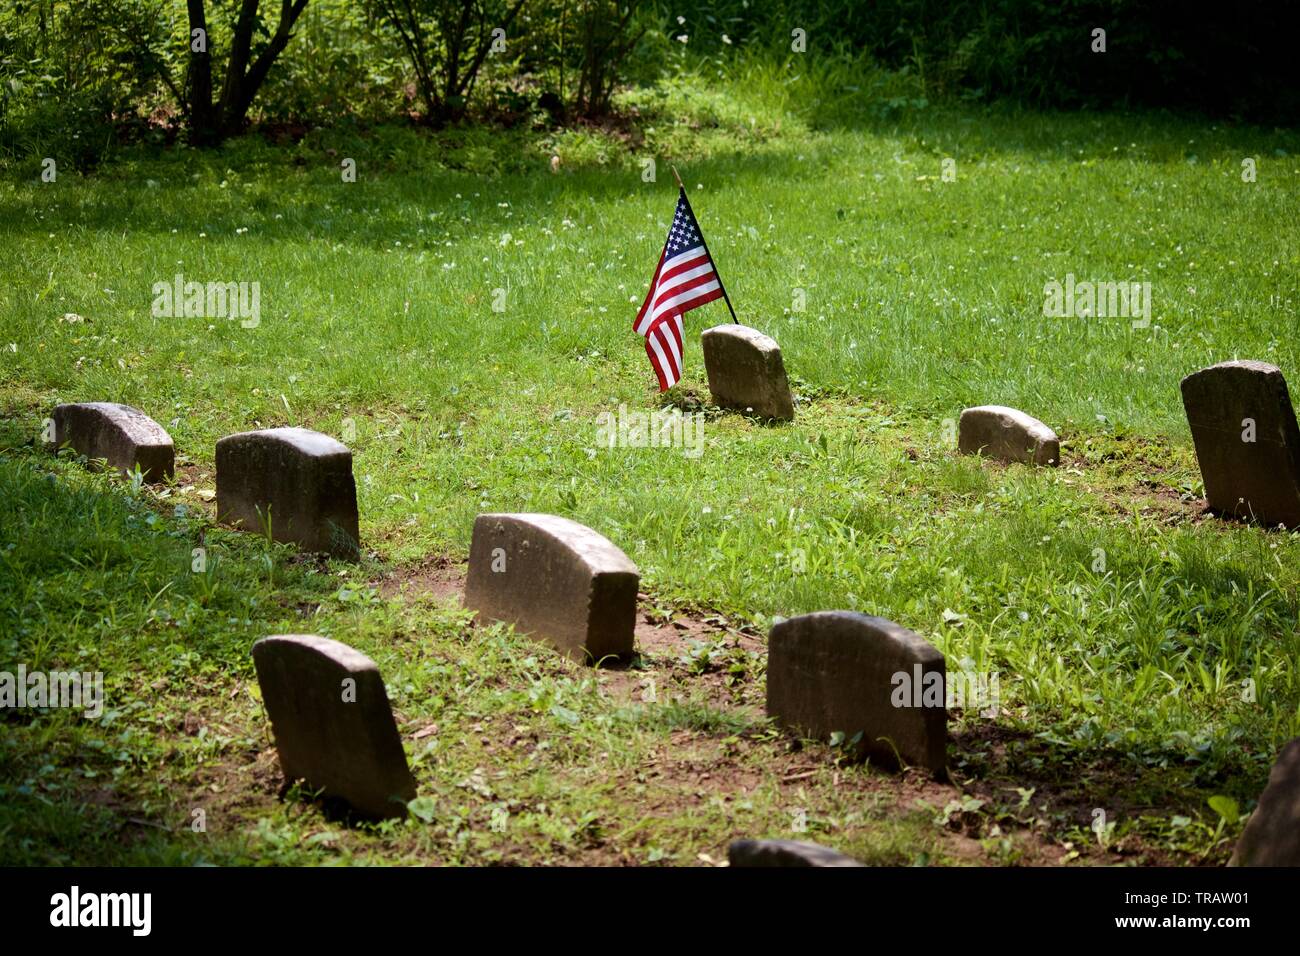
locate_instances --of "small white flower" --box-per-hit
[722,34,732,44]
[676,34,688,43]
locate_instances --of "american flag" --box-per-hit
[633,190,727,391]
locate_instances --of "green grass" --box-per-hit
[2,58,1299,866]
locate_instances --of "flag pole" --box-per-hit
[671,165,739,325]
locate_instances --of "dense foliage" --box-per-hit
[0,0,1293,165]
[672,0,1297,122]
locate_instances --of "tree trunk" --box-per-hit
[216,0,261,137]
[186,0,218,145]
[185,0,310,147]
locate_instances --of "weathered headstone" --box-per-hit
[464,513,639,664]
[728,839,864,868]
[50,402,174,483]
[1180,360,1300,527]
[252,634,415,820]
[958,405,1059,466]
[767,611,947,773]
[216,427,359,557]
[701,324,795,421]
[1230,737,1300,866]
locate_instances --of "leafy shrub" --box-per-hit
[362,0,528,125]
[251,0,409,128]
[0,0,174,166]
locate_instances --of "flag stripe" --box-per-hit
[644,315,685,391]
[642,338,665,390]
[645,337,669,390]
[662,318,684,383]
[653,267,718,310]
[660,316,683,375]
[658,251,712,285]
[646,326,674,390]
[650,281,722,325]
[633,251,667,333]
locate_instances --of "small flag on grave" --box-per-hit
[632,170,737,391]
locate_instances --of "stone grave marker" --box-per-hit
[728,839,864,867]
[464,513,639,663]
[1180,360,1300,527]
[252,634,415,820]
[1230,737,1300,866]
[50,402,174,483]
[216,427,360,557]
[701,324,795,421]
[767,610,947,773]
[958,405,1059,466]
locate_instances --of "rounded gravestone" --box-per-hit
[464,513,639,664]
[252,634,415,820]
[50,402,174,483]
[1180,360,1300,527]
[958,405,1059,466]
[701,324,795,421]
[216,427,360,558]
[767,610,947,773]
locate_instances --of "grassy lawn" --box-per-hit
[2,67,1299,866]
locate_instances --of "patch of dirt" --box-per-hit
[372,557,767,716]
[143,460,219,520]
[599,602,765,711]
[1080,476,1209,525]
[949,722,1212,866]
[374,554,466,603]
[532,728,1084,867]
[1056,434,1210,525]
